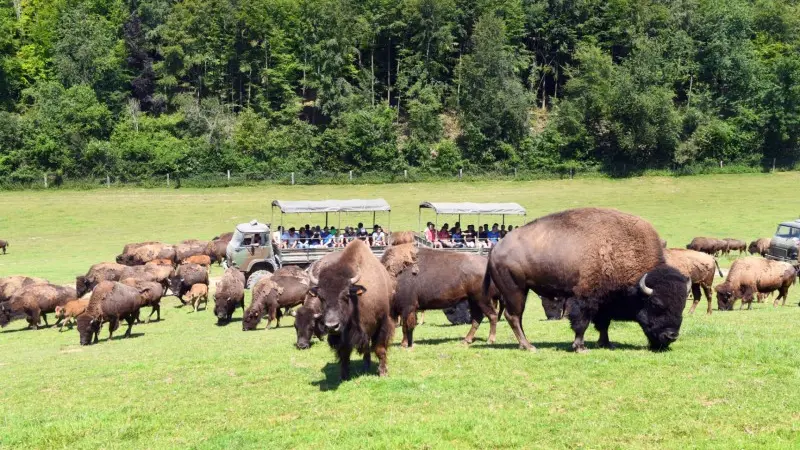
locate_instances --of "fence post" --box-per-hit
[719,160,723,168]
[404,169,407,179]
[167,173,170,187]
[106,175,110,188]
[43,174,47,188]
[349,170,353,181]
[291,172,295,185]
[459,168,463,179]
[514,168,517,178]
[227,169,231,180]
[569,168,573,179]
[772,158,776,173]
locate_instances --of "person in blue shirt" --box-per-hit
[487,224,501,246]
[451,227,465,248]
[321,226,334,247]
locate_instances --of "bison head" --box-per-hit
[76,315,101,345]
[308,267,365,335]
[541,296,565,320]
[634,265,688,351]
[715,284,736,311]
[168,275,183,300]
[242,303,266,331]
[294,304,326,349]
[76,276,90,298]
[213,294,238,326]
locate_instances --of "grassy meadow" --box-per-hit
[1,174,800,448]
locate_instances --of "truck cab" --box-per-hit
[766,219,800,266]
[225,220,280,287]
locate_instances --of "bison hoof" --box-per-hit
[574,346,589,354]
[519,344,537,352]
[462,339,473,345]
[598,341,615,350]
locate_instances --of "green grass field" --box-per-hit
[2,174,800,449]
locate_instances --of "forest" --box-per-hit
[1,0,799,183]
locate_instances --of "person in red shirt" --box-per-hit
[425,222,442,248]
[438,224,452,248]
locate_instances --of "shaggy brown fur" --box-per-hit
[294,295,327,349]
[664,248,719,315]
[116,242,176,265]
[715,257,796,310]
[722,238,747,255]
[76,262,128,297]
[121,278,165,322]
[380,242,420,278]
[168,263,209,299]
[686,237,727,255]
[185,284,209,311]
[78,281,149,345]
[175,241,212,262]
[310,240,395,380]
[242,275,309,330]
[146,258,175,267]
[120,264,173,291]
[55,298,90,332]
[486,207,688,352]
[748,238,772,256]
[213,268,245,324]
[181,255,211,266]
[212,232,234,243]
[0,276,48,303]
[0,283,77,329]
[384,244,502,348]
[388,231,415,246]
[206,240,228,265]
[0,239,7,254]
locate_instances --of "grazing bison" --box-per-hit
[723,238,747,256]
[213,268,245,325]
[308,240,395,380]
[486,208,689,352]
[76,262,128,297]
[55,298,89,332]
[0,283,77,329]
[686,237,726,256]
[181,255,211,267]
[541,296,568,320]
[0,276,48,303]
[77,281,148,345]
[0,239,7,254]
[121,278,165,322]
[294,295,327,350]
[242,274,310,330]
[175,241,212,263]
[116,242,176,265]
[748,238,772,257]
[715,257,796,310]
[185,284,209,311]
[381,244,501,348]
[664,248,720,315]
[168,263,209,300]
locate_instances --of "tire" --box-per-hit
[246,270,271,289]
[443,301,471,325]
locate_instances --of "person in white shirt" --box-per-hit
[372,226,386,246]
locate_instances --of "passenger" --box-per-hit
[488,224,501,247]
[464,225,476,248]
[297,227,309,249]
[451,227,465,248]
[280,227,290,249]
[252,233,262,246]
[500,224,507,238]
[438,224,452,248]
[344,226,357,243]
[286,227,300,249]
[372,226,386,246]
[450,221,461,235]
[507,225,514,236]
[310,226,322,248]
[322,226,334,247]
[425,222,442,248]
[477,225,488,247]
[333,228,345,248]
[357,222,369,242]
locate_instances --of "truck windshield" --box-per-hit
[775,226,800,238]
[231,230,245,247]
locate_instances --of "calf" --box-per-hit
[181,255,211,267]
[55,298,90,332]
[213,268,245,325]
[185,284,209,312]
[77,281,149,345]
[146,258,175,267]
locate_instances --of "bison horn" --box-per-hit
[308,272,319,286]
[639,274,654,296]
[349,267,361,285]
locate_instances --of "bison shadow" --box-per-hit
[312,362,380,391]
[214,318,242,327]
[483,341,649,352]
[403,336,475,346]
[108,332,145,341]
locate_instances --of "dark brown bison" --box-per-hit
[168,263,209,300]
[116,242,176,265]
[0,276,48,303]
[664,248,721,315]
[686,237,726,255]
[0,239,8,254]
[541,296,568,320]
[120,264,173,294]
[212,232,234,243]
[77,281,148,345]
[242,274,310,330]
[121,278,165,322]
[207,239,228,266]
[486,208,689,352]
[0,283,77,329]
[381,244,501,348]
[175,240,212,263]
[715,257,796,310]
[748,238,772,257]
[308,240,395,380]
[294,295,327,349]
[213,268,245,325]
[722,238,747,256]
[76,262,128,297]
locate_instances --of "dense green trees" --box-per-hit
[1,0,800,183]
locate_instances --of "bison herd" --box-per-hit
[0,208,797,382]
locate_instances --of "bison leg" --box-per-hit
[701,284,713,315]
[594,314,614,350]
[108,317,120,340]
[276,308,284,328]
[375,344,388,377]
[401,310,417,348]
[688,283,702,314]
[40,312,48,327]
[123,315,135,338]
[502,291,534,351]
[363,352,371,372]
[338,345,353,381]
[418,311,425,325]
[463,300,487,345]
[568,298,594,353]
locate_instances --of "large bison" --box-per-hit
[485,208,689,352]
[715,257,796,310]
[381,243,501,348]
[120,278,165,322]
[242,274,310,330]
[0,283,77,329]
[76,262,128,297]
[175,240,212,263]
[0,276,48,303]
[168,263,209,300]
[77,281,149,345]
[116,242,176,265]
[748,238,772,257]
[213,268,245,325]
[664,248,720,315]
[121,264,173,291]
[308,240,395,380]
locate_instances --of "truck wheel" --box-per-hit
[246,270,271,289]
[443,301,471,325]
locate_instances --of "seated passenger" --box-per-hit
[310,226,322,248]
[333,229,345,248]
[464,225,476,248]
[451,227,465,248]
[297,228,309,249]
[372,226,386,246]
[286,227,299,248]
[425,222,442,248]
[322,226,334,247]
[487,224,501,247]
[438,225,452,248]
[344,226,357,243]
[357,222,369,242]
[500,224,507,238]
[280,227,290,249]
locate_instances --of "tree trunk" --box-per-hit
[387,38,391,105]
[371,48,375,106]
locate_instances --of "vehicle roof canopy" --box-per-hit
[236,220,270,233]
[418,201,527,216]
[271,199,391,214]
[778,219,800,228]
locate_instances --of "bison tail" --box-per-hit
[482,261,494,300]
[714,258,723,278]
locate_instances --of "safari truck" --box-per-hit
[224,199,392,287]
[767,219,800,267]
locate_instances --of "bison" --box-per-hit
[185,284,209,311]
[116,242,176,265]
[0,276,48,303]
[212,232,234,243]
[213,268,245,325]
[181,255,211,267]
[485,208,690,352]
[0,239,7,254]
[381,243,501,348]
[175,240,212,263]
[120,264,173,293]
[168,263,209,300]
[0,283,77,330]
[748,238,772,257]
[664,248,720,315]
[686,237,726,256]
[76,262,128,297]
[55,298,90,332]
[146,258,175,267]
[715,257,796,310]
[120,278,165,322]
[207,239,229,266]
[309,240,395,380]
[242,274,310,330]
[77,281,149,345]
[722,238,747,256]
[294,295,327,350]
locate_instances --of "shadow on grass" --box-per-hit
[108,332,144,341]
[475,340,648,352]
[1,322,59,333]
[403,336,470,346]
[215,318,243,327]
[312,360,380,392]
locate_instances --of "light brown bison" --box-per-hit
[55,298,90,332]
[748,238,772,257]
[0,283,77,329]
[185,284,209,311]
[242,274,310,330]
[76,262,128,297]
[116,242,176,265]
[121,278,165,322]
[0,276,48,303]
[486,208,689,352]
[168,263,209,300]
[146,258,175,267]
[0,239,8,254]
[388,231,415,246]
[308,240,395,380]
[664,248,720,315]
[715,257,796,310]
[175,240,212,263]
[381,244,501,348]
[212,232,234,244]
[181,255,211,267]
[77,281,149,345]
[213,268,245,325]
